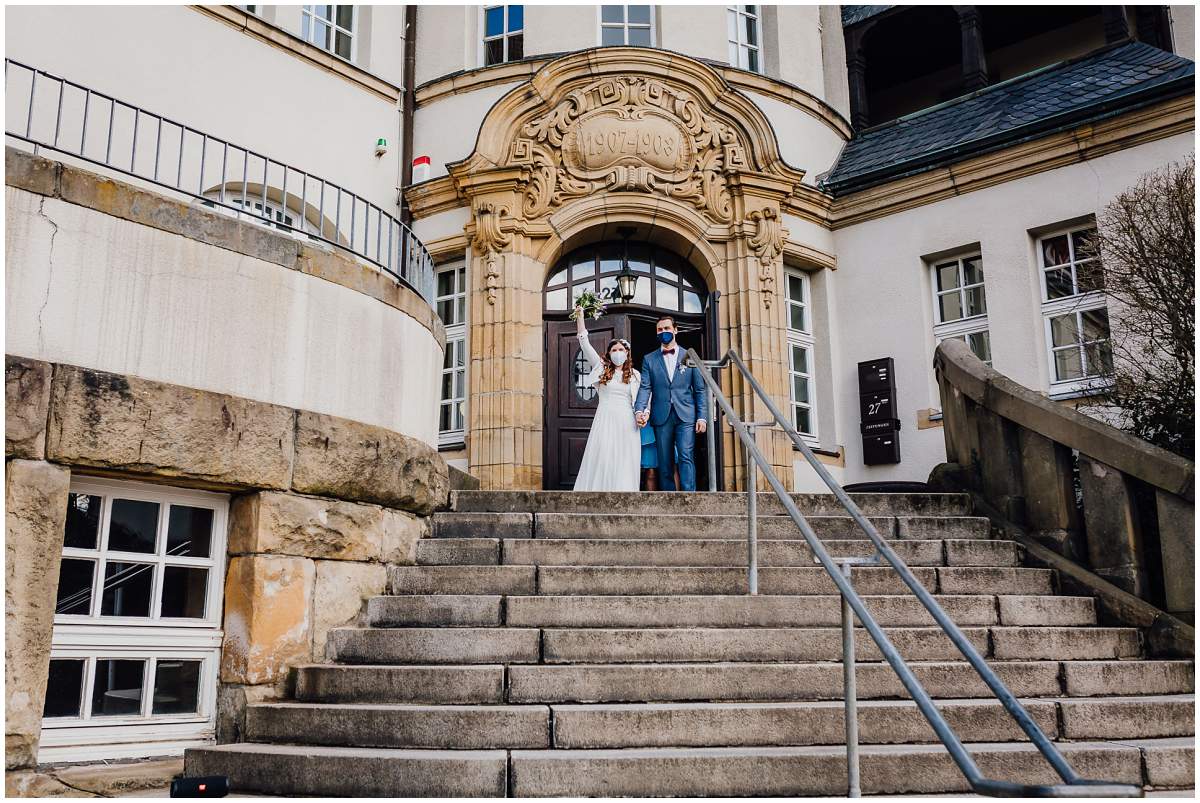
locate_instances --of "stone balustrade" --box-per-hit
[932,339,1194,625]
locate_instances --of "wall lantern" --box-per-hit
[616,226,638,304]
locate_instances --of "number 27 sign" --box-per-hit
[859,391,894,422]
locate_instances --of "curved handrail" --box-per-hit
[686,346,1142,798]
[4,58,436,304]
[935,339,1193,499]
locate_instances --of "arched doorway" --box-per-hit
[542,240,720,490]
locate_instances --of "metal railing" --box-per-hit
[687,347,1143,798]
[4,59,435,304]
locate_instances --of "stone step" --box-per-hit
[531,566,1053,596]
[184,743,508,797]
[295,664,506,704]
[291,660,1193,705]
[506,740,1157,796]
[528,513,991,541]
[540,626,992,663]
[388,565,535,595]
[245,702,551,749]
[498,594,1094,629]
[1057,695,1195,740]
[497,538,1017,568]
[450,490,973,517]
[417,538,501,565]
[328,627,540,665]
[991,626,1142,660]
[366,595,503,627]
[548,698,1063,748]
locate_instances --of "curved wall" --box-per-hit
[5,183,442,446]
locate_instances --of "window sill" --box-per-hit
[193,6,402,102]
[1048,383,1112,402]
[438,440,466,452]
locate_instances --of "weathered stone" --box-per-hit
[1076,454,1150,598]
[46,364,295,490]
[4,770,90,798]
[53,757,184,796]
[5,459,70,770]
[1155,489,1194,619]
[216,682,282,744]
[382,508,427,564]
[292,410,449,515]
[228,491,385,561]
[312,561,387,660]
[6,356,51,459]
[220,555,315,685]
[450,465,481,490]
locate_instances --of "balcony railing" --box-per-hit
[4,59,435,304]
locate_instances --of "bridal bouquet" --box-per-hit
[570,289,607,321]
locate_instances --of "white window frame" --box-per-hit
[301,5,357,62]
[481,5,524,67]
[437,261,468,447]
[785,268,817,442]
[1036,225,1113,396]
[930,252,992,365]
[41,478,228,763]
[727,5,762,74]
[598,5,655,47]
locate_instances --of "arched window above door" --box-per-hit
[544,242,707,315]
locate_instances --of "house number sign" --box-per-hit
[857,357,901,465]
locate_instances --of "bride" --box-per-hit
[573,306,642,491]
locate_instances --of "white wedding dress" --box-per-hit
[573,331,642,492]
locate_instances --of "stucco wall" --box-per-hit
[744,90,847,183]
[4,5,402,214]
[412,82,525,181]
[829,132,1196,485]
[5,186,442,446]
[1170,4,1195,61]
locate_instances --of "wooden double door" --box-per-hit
[543,311,715,490]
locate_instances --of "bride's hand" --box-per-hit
[575,305,586,332]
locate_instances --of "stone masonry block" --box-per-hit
[46,364,295,490]
[220,555,315,686]
[6,356,51,459]
[382,509,428,564]
[5,459,70,769]
[228,491,386,561]
[312,561,387,660]
[291,410,449,515]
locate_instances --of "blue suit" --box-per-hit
[634,348,708,491]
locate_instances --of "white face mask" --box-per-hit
[610,351,628,366]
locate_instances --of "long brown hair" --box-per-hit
[599,339,634,385]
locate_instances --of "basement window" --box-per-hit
[40,478,228,763]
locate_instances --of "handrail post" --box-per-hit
[707,375,717,491]
[745,434,758,595]
[841,560,860,798]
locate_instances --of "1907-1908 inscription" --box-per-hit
[564,109,693,177]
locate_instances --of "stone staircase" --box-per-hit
[186,491,1195,796]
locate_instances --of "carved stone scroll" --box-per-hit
[747,208,785,308]
[471,202,512,305]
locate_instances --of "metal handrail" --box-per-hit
[685,347,1143,798]
[4,58,435,303]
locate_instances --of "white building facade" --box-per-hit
[3,3,1195,766]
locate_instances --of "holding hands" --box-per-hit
[635,410,649,427]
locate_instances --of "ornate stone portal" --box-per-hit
[448,48,808,490]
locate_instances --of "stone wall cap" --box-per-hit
[934,338,1194,501]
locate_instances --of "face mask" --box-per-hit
[610,351,628,366]
[658,331,675,345]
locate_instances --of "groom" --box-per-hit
[635,316,708,492]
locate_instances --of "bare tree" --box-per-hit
[1086,155,1194,458]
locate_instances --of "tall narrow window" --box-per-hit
[301,6,355,61]
[785,269,816,439]
[601,6,654,46]
[931,253,991,365]
[483,5,524,66]
[41,479,227,763]
[1037,225,1112,392]
[437,262,468,446]
[727,5,761,73]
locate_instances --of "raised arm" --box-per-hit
[575,307,603,374]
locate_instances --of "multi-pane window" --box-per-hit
[1037,225,1112,390]
[543,243,706,315]
[727,5,761,73]
[437,262,468,446]
[42,479,227,762]
[931,254,991,365]
[483,5,524,66]
[301,6,355,61]
[785,270,816,438]
[601,5,653,46]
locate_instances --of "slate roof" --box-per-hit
[821,42,1195,196]
[841,6,893,28]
